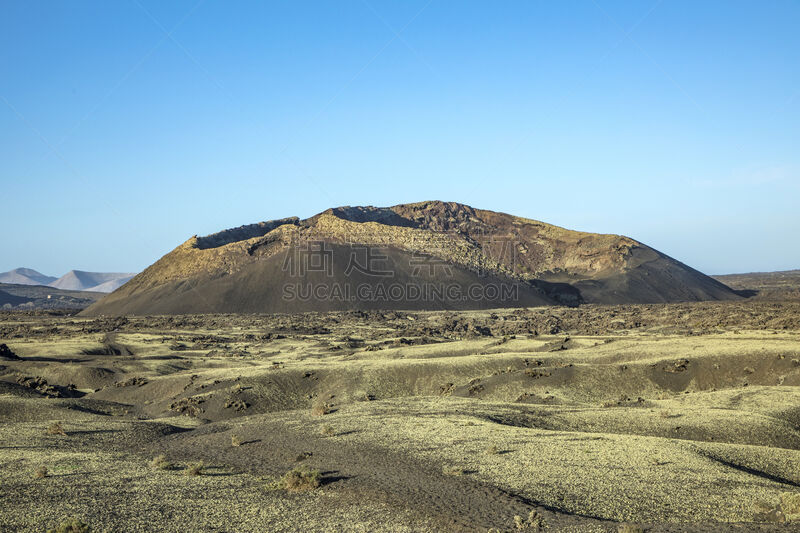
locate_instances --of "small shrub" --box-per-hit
[617,525,644,533]
[184,461,205,476]
[35,466,48,479]
[46,518,90,533]
[311,402,332,416]
[231,435,242,447]
[487,444,500,455]
[294,451,312,462]
[527,511,545,529]
[150,455,173,470]
[268,467,321,493]
[320,424,335,437]
[514,510,546,530]
[224,399,249,411]
[442,465,464,476]
[47,422,67,436]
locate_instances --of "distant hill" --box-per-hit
[85,277,136,293]
[0,283,105,311]
[0,288,30,307]
[713,270,800,300]
[83,201,740,316]
[0,268,57,286]
[0,269,135,293]
[49,270,136,292]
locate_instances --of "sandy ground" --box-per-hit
[1,302,799,531]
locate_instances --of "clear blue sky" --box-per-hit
[2,0,798,276]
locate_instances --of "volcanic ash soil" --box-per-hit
[1,302,800,531]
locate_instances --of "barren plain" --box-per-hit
[2,301,800,532]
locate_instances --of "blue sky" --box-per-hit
[1,0,798,276]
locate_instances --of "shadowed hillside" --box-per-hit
[0,283,105,311]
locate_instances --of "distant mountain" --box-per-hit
[83,200,740,316]
[0,269,136,293]
[713,269,800,301]
[0,268,57,286]
[85,277,136,293]
[49,270,136,293]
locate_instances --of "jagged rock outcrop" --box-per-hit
[0,344,21,361]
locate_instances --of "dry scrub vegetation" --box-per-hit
[267,467,322,493]
[45,519,91,533]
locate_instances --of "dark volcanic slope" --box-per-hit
[85,245,559,315]
[83,201,739,315]
[1,283,105,311]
